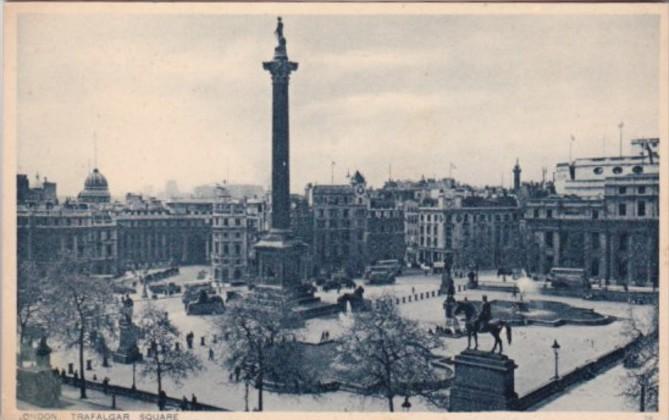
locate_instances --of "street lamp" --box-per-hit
[552,339,561,380]
[401,396,412,412]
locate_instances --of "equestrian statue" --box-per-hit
[453,295,512,354]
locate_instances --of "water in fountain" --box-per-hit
[338,300,354,328]
[515,276,540,312]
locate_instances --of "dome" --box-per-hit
[84,168,108,189]
[79,168,110,203]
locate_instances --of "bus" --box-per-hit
[547,267,589,289]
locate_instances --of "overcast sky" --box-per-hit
[17,13,660,197]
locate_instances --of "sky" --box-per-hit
[16,13,660,197]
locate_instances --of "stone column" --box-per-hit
[263,19,298,232]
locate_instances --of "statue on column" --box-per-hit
[274,17,287,56]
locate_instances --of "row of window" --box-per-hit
[419,213,516,223]
[213,217,245,227]
[213,242,244,256]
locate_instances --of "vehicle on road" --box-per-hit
[366,269,396,285]
[547,267,589,289]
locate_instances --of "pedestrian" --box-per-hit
[234,366,241,382]
[208,348,214,361]
[180,396,189,411]
[191,393,198,410]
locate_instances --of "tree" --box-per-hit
[335,297,444,412]
[138,304,203,404]
[17,261,47,363]
[217,296,312,411]
[622,302,659,411]
[44,253,116,399]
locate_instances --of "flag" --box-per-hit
[450,162,457,169]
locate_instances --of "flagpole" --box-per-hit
[618,122,624,157]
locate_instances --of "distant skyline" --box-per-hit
[17,14,660,197]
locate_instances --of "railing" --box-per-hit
[56,372,227,411]
[515,335,643,411]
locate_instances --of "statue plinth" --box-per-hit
[112,320,143,364]
[449,349,518,411]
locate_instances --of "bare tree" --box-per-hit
[335,297,444,412]
[44,254,116,399]
[17,261,47,364]
[622,302,659,411]
[138,304,203,403]
[217,296,313,411]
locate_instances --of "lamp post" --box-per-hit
[552,339,561,380]
[132,357,137,391]
[401,396,412,412]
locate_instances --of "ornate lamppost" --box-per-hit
[552,339,561,380]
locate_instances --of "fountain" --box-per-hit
[338,300,354,328]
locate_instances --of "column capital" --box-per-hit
[263,58,299,83]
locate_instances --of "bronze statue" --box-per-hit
[454,298,512,354]
[275,17,286,49]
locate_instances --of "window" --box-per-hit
[593,167,603,175]
[638,186,646,194]
[612,166,623,174]
[592,232,600,249]
[618,203,627,216]
[619,233,629,251]
[638,201,646,217]
[546,210,553,219]
[618,187,626,194]
[592,210,599,219]
[545,231,554,247]
[632,165,643,174]
[533,209,539,218]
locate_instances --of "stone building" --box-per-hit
[417,195,521,271]
[17,174,58,205]
[211,187,248,282]
[524,172,659,286]
[17,200,119,276]
[366,194,405,265]
[306,171,369,275]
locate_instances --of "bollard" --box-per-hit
[396,298,400,305]
[200,336,205,346]
[402,297,406,303]
[408,296,412,302]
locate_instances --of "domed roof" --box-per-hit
[84,168,108,189]
[79,168,110,203]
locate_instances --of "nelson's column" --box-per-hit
[252,18,339,320]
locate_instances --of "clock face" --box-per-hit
[355,185,365,196]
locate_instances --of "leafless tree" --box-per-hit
[44,254,116,399]
[335,297,445,412]
[138,304,203,400]
[216,296,313,411]
[17,261,47,363]
[621,302,659,412]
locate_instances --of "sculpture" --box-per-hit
[454,298,513,354]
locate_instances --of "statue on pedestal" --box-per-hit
[113,299,142,364]
[35,336,52,369]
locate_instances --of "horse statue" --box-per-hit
[453,298,512,354]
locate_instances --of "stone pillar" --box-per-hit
[449,349,518,412]
[263,18,298,232]
[552,230,560,267]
